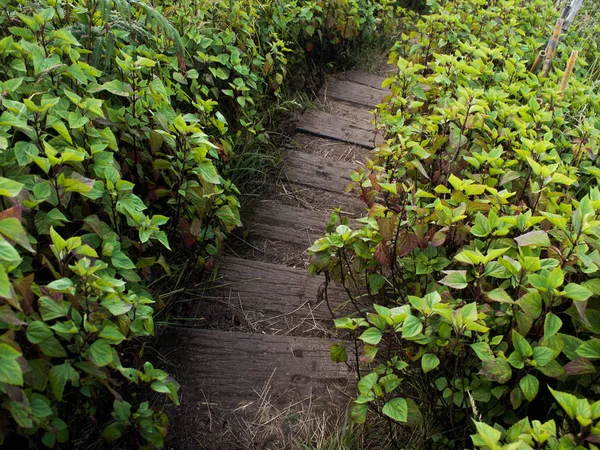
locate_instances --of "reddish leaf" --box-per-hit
[376,217,397,242]
[12,274,34,314]
[374,243,391,272]
[563,357,596,375]
[396,231,418,257]
[0,305,27,325]
[369,174,381,192]
[0,205,22,222]
[189,218,202,237]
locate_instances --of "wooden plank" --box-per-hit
[284,132,369,163]
[248,201,329,247]
[335,70,388,90]
[160,328,354,410]
[206,256,348,320]
[322,80,388,108]
[296,109,380,148]
[283,150,356,194]
[322,98,375,125]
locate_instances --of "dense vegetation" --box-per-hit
[0,0,404,447]
[309,0,600,448]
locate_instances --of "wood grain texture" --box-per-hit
[321,80,388,109]
[248,201,329,247]
[296,109,381,148]
[335,70,388,90]
[205,256,349,320]
[161,328,354,409]
[283,150,357,193]
[284,132,369,163]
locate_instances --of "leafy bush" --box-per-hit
[0,0,402,447]
[309,0,600,447]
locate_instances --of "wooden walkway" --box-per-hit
[160,71,390,449]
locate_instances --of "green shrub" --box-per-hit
[309,0,600,447]
[0,0,402,447]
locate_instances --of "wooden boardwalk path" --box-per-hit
[160,71,390,448]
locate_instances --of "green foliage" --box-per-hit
[0,0,401,447]
[309,0,600,447]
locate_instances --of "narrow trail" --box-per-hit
[161,69,391,449]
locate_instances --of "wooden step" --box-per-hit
[318,98,375,125]
[296,109,382,148]
[160,328,354,410]
[321,79,389,109]
[284,132,369,163]
[247,201,330,247]
[334,70,389,90]
[194,257,354,332]
[283,150,356,193]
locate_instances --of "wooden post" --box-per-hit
[530,50,546,72]
[541,18,565,77]
[561,0,584,31]
[560,50,578,94]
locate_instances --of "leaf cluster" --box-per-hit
[309,0,600,447]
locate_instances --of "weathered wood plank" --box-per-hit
[204,256,348,321]
[296,109,380,148]
[161,328,354,410]
[335,70,388,90]
[284,132,369,163]
[321,98,375,124]
[248,201,329,247]
[321,80,388,108]
[283,150,356,193]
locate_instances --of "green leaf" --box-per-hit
[402,315,423,338]
[0,265,12,298]
[0,358,23,386]
[576,339,600,359]
[49,363,78,401]
[100,79,129,96]
[532,346,555,366]
[196,159,221,184]
[519,374,539,401]
[473,421,502,447]
[514,230,550,247]
[470,342,495,362]
[550,387,578,419]
[0,218,33,251]
[405,398,424,427]
[512,330,532,357]
[382,398,408,423]
[0,177,24,197]
[38,336,67,358]
[421,353,440,373]
[357,372,378,394]
[26,321,53,344]
[112,400,132,422]
[359,327,382,345]
[351,403,368,424]
[88,339,113,367]
[379,374,401,393]
[101,296,133,316]
[39,297,70,320]
[99,323,126,344]
[563,283,593,301]
[330,344,347,363]
[480,358,512,384]
[486,288,514,304]
[215,205,239,232]
[544,313,562,341]
[46,278,74,292]
[369,273,386,293]
[111,250,136,269]
[439,270,468,289]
